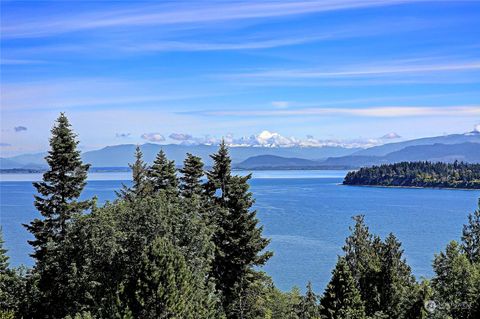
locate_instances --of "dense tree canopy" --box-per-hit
[343,161,480,189]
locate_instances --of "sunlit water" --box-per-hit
[1,171,478,292]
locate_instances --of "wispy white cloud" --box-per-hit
[0,78,225,111]
[202,106,480,118]
[168,130,388,148]
[1,0,423,39]
[271,101,290,109]
[141,132,165,142]
[0,59,46,65]
[229,61,480,79]
[169,133,193,141]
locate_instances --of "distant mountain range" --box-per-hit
[0,144,359,169]
[2,131,479,171]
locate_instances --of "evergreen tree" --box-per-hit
[117,146,150,200]
[342,215,381,316]
[298,282,320,319]
[207,142,272,318]
[148,150,178,194]
[378,233,417,319]
[462,199,480,264]
[22,113,91,317]
[1,227,26,316]
[206,140,231,201]
[431,241,480,319]
[179,153,204,199]
[25,113,91,262]
[133,237,214,319]
[0,229,8,272]
[320,257,366,319]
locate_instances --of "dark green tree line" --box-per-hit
[344,161,480,189]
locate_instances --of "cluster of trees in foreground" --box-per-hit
[343,161,480,189]
[1,114,480,319]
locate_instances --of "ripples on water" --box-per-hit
[1,171,478,291]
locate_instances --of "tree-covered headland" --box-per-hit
[1,114,480,318]
[343,161,480,189]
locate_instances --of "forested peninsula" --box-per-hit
[343,161,480,189]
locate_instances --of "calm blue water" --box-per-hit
[1,171,479,292]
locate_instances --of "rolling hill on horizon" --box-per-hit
[0,143,359,169]
[2,131,479,170]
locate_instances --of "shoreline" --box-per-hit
[341,183,480,191]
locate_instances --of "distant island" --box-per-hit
[343,161,480,189]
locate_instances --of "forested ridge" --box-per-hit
[1,114,480,319]
[343,161,480,189]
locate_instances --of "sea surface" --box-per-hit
[1,170,479,292]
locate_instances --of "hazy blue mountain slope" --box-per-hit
[353,132,480,156]
[235,155,320,169]
[3,131,479,170]
[83,144,359,167]
[322,142,480,167]
[383,142,480,163]
[1,144,359,169]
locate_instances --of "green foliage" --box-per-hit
[0,230,9,273]
[51,194,217,318]
[342,216,423,318]
[117,145,151,200]
[378,233,418,318]
[462,199,480,263]
[343,215,381,315]
[179,153,204,199]
[0,230,26,315]
[297,282,320,319]
[0,311,15,319]
[344,161,480,189]
[25,113,91,262]
[431,241,480,319]
[22,113,91,317]
[148,150,178,194]
[207,142,272,318]
[133,237,213,318]
[64,311,95,319]
[320,258,365,319]
[206,140,231,200]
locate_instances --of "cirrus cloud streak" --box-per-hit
[201,106,480,118]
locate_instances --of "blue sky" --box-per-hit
[1,0,479,156]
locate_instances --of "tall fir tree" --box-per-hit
[207,142,272,318]
[342,215,382,316]
[378,233,417,319]
[148,150,178,194]
[298,282,320,319]
[0,229,9,272]
[25,113,90,262]
[179,153,204,199]
[117,146,150,200]
[0,228,21,316]
[431,241,480,319]
[320,257,366,319]
[206,140,231,201]
[22,113,90,317]
[462,199,480,264]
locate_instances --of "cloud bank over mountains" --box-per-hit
[139,130,401,148]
